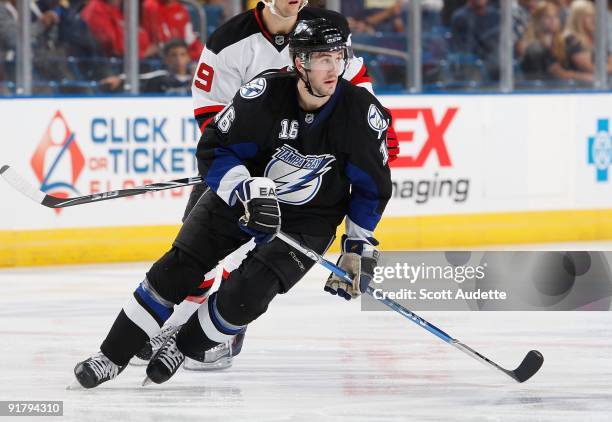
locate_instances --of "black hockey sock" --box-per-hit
[101,280,174,366]
[101,310,149,366]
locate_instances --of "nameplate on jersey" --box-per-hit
[368,104,389,139]
[265,145,336,205]
[240,78,267,99]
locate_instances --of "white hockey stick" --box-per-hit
[0,165,203,208]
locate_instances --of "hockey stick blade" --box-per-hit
[276,232,544,383]
[507,350,544,383]
[0,165,46,204]
[0,165,204,208]
[454,341,544,383]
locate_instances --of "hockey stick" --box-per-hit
[276,232,544,383]
[0,165,203,208]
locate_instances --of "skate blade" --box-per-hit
[183,357,232,372]
[129,357,150,367]
[141,376,154,387]
[66,379,85,390]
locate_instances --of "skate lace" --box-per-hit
[89,353,120,381]
[158,336,184,371]
[150,325,177,350]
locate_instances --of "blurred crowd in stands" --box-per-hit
[344,0,612,89]
[0,0,611,95]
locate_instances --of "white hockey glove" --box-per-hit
[324,235,380,300]
[236,177,281,244]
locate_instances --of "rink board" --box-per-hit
[0,93,611,266]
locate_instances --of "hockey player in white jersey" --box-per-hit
[134,0,400,371]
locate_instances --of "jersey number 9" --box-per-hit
[195,62,215,92]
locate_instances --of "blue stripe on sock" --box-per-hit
[208,292,243,336]
[135,284,172,322]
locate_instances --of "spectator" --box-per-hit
[361,1,404,33]
[0,0,75,85]
[550,0,570,25]
[520,0,592,83]
[562,0,612,75]
[361,0,442,33]
[81,0,157,59]
[343,0,404,34]
[608,0,612,56]
[142,38,192,93]
[100,38,193,94]
[0,0,59,54]
[0,0,17,62]
[0,54,9,94]
[141,0,204,61]
[450,0,500,68]
[55,0,100,58]
[442,0,466,27]
[513,0,538,55]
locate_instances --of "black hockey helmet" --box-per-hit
[289,18,353,71]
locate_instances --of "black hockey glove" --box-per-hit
[324,235,380,300]
[237,177,281,244]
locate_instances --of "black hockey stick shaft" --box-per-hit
[276,231,544,383]
[0,165,203,208]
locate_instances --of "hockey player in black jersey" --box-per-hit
[72,18,392,388]
[138,0,400,372]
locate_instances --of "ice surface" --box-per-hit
[0,259,611,422]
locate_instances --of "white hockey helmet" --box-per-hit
[262,0,309,18]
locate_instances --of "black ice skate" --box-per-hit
[71,352,126,389]
[183,329,246,371]
[130,324,177,366]
[143,327,184,385]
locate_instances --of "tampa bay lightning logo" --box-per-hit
[240,78,267,99]
[264,145,336,205]
[368,104,389,139]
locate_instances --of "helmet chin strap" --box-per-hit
[302,70,328,98]
[263,0,308,20]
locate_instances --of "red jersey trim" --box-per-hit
[350,64,372,86]
[194,104,225,119]
[199,115,216,133]
[253,6,273,42]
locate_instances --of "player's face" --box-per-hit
[306,51,345,96]
[273,0,303,18]
[165,46,190,74]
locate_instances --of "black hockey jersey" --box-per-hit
[192,2,372,132]
[197,72,392,240]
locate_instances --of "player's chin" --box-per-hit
[285,1,301,13]
[322,78,338,93]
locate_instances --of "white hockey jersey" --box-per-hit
[191,2,373,132]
